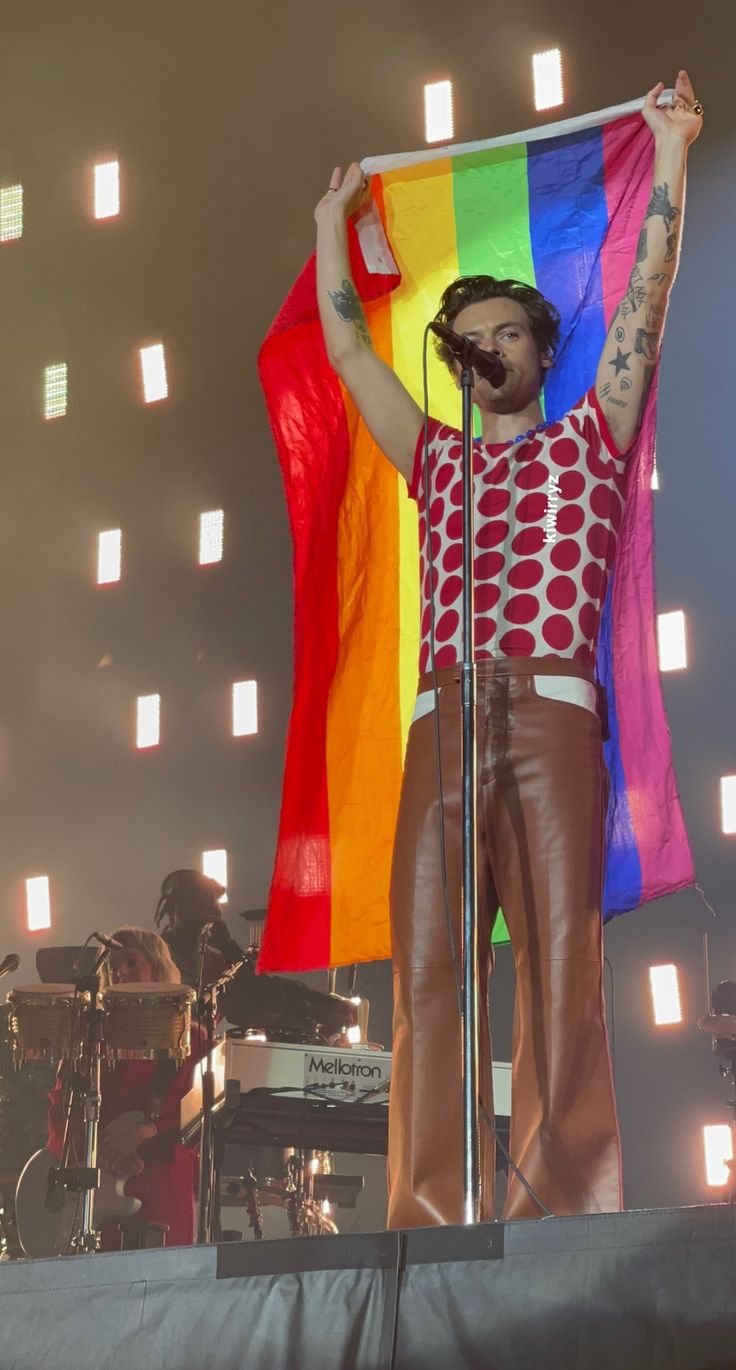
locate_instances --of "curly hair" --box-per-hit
[100,926,181,986]
[433,275,561,385]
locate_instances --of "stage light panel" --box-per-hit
[232,680,258,736]
[533,48,564,111]
[657,610,687,672]
[26,876,51,932]
[44,363,68,419]
[720,775,736,835]
[97,528,122,585]
[139,343,168,403]
[651,462,659,491]
[94,160,120,219]
[202,849,228,902]
[648,964,682,1026]
[703,1124,733,1187]
[0,184,23,241]
[199,510,224,565]
[136,693,161,749]
[424,80,454,144]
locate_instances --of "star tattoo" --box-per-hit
[609,347,632,376]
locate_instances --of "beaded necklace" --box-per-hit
[475,420,548,451]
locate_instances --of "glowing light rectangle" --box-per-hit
[703,1124,734,1187]
[44,363,68,420]
[649,964,682,1025]
[424,80,454,144]
[651,462,659,491]
[720,775,736,835]
[26,876,51,932]
[199,510,224,565]
[94,160,120,219]
[0,184,23,242]
[97,529,122,585]
[136,694,161,749]
[202,849,228,902]
[533,48,564,111]
[657,610,687,672]
[232,680,258,736]
[139,343,168,403]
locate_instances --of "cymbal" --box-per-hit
[698,1014,736,1040]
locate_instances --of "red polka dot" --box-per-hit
[574,644,594,664]
[578,602,600,640]
[585,447,615,481]
[476,520,509,549]
[472,450,486,475]
[551,539,581,571]
[475,617,497,645]
[422,567,438,597]
[475,551,505,580]
[447,442,462,460]
[435,609,459,642]
[556,504,585,535]
[443,544,463,572]
[421,605,432,637]
[435,463,454,493]
[542,615,575,650]
[512,527,545,555]
[518,437,544,461]
[586,524,616,565]
[440,575,463,607]
[558,470,585,501]
[475,583,500,612]
[433,644,458,668]
[590,483,623,530]
[499,628,536,655]
[508,559,543,590]
[426,530,440,559]
[448,480,463,508]
[514,460,548,490]
[478,487,511,517]
[546,422,564,439]
[484,457,510,486]
[429,496,446,527]
[516,493,548,523]
[503,594,540,624]
[550,437,579,468]
[582,562,606,600]
[547,575,577,610]
[446,510,463,539]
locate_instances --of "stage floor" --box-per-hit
[0,1203,734,1370]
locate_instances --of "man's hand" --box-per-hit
[100,1119,156,1169]
[643,70,703,146]
[314,163,371,227]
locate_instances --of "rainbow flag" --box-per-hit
[258,99,694,973]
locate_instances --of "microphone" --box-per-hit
[92,931,123,953]
[0,953,20,980]
[429,322,506,388]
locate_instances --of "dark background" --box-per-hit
[0,0,733,1216]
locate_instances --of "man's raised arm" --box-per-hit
[315,164,423,483]
[596,70,703,454]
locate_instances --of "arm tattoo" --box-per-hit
[645,182,680,232]
[328,278,372,347]
[636,225,648,263]
[634,328,659,363]
[620,265,647,319]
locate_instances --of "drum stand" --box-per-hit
[48,954,109,1254]
[195,949,244,1245]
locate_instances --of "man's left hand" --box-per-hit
[643,69,703,146]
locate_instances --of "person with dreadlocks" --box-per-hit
[154,869,244,989]
[314,73,702,1226]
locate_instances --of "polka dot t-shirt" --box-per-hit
[408,388,631,670]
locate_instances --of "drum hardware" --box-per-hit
[698,977,736,1201]
[194,937,246,1247]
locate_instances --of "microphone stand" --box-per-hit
[195,934,245,1245]
[458,358,481,1225]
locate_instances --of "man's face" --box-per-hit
[450,297,551,414]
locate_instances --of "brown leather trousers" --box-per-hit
[387,656,622,1227]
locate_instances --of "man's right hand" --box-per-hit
[315,163,371,227]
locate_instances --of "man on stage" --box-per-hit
[314,72,702,1226]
